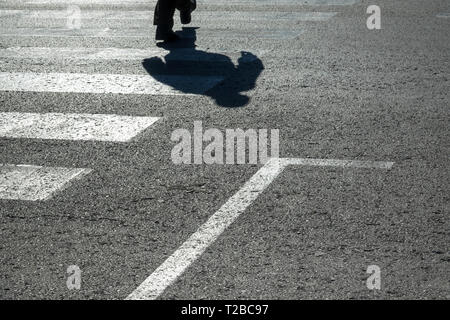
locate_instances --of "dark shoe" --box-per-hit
[155,25,180,42]
[180,10,191,24]
[164,31,181,42]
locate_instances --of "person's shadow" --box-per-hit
[142,27,264,108]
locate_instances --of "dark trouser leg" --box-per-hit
[176,0,196,24]
[154,0,176,28]
[154,0,178,40]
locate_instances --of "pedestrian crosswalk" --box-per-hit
[0,0,360,201]
[0,9,324,40]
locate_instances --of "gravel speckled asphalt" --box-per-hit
[0,0,448,300]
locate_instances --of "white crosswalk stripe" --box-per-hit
[0,27,305,39]
[19,0,361,5]
[0,112,160,142]
[0,10,337,21]
[0,9,335,40]
[436,13,450,18]
[0,72,225,95]
[0,46,267,62]
[0,164,91,201]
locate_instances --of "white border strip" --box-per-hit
[127,157,393,300]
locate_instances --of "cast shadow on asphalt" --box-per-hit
[142,27,264,108]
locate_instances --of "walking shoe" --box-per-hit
[155,25,180,42]
[180,9,191,24]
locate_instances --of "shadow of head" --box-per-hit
[142,27,264,108]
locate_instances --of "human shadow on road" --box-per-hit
[142,27,264,108]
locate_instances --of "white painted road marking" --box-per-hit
[23,0,360,5]
[0,47,267,63]
[0,112,160,142]
[0,27,304,40]
[283,158,394,169]
[0,72,224,95]
[436,13,450,18]
[0,164,91,201]
[126,158,285,300]
[127,157,394,300]
[0,10,337,22]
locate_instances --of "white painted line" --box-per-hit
[0,28,304,40]
[200,0,361,4]
[0,164,91,201]
[436,13,450,18]
[0,28,149,38]
[23,0,360,5]
[0,9,107,19]
[23,0,150,3]
[0,112,160,142]
[0,47,267,63]
[0,47,190,60]
[126,158,285,300]
[127,157,394,300]
[0,10,336,22]
[0,10,23,17]
[282,158,394,169]
[0,72,224,95]
[142,11,336,22]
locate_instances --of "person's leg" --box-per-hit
[176,0,196,25]
[154,0,178,41]
[154,0,176,26]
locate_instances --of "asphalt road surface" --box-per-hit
[0,0,448,300]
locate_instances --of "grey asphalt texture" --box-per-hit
[0,0,449,299]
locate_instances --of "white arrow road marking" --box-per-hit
[0,164,91,201]
[127,157,394,300]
